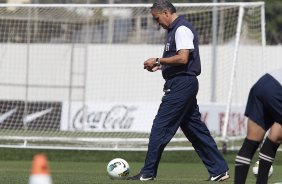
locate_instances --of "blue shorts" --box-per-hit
[245,74,282,130]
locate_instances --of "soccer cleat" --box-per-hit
[207,171,230,182]
[127,173,154,181]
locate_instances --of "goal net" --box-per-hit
[0,2,266,150]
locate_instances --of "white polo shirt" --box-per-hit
[175,25,194,52]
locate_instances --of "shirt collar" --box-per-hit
[168,15,184,31]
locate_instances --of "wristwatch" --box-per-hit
[155,58,161,66]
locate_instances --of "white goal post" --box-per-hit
[0,2,266,150]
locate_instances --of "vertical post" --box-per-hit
[211,0,218,102]
[222,5,245,143]
[107,0,114,43]
[135,16,142,43]
[261,3,266,72]
[82,7,91,131]
[23,7,32,130]
[68,42,74,131]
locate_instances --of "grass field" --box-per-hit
[0,148,281,184]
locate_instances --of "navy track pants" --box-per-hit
[141,75,228,177]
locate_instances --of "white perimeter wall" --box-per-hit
[0,44,280,135]
[0,44,280,104]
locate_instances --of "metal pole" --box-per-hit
[211,0,218,102]
[68,43,75,131]
[107,0,114,44]
[82,7,91,131]
[23,7,32,130]
[261,3,266,72]
[222,6,245,143]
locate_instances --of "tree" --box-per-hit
[265,0,282,45]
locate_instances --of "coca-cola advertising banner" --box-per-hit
[61,102,156,132]
[60,102,247,136]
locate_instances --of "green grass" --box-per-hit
[0,148,281,184]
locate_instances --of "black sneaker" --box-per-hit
[127,173,154,181]
[207,171,230,182]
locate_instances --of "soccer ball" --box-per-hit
[252,161,273,177]
[107,158,130,179]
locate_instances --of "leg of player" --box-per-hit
[127,75,198,180]
[254,72,282,184]
[234,73,278,184]
[234,119,265,184]
[180,106,229,182]
[256,123,281,184]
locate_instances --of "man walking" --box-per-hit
[127,0,229,181]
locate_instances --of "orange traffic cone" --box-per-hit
[29,154,52,184]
